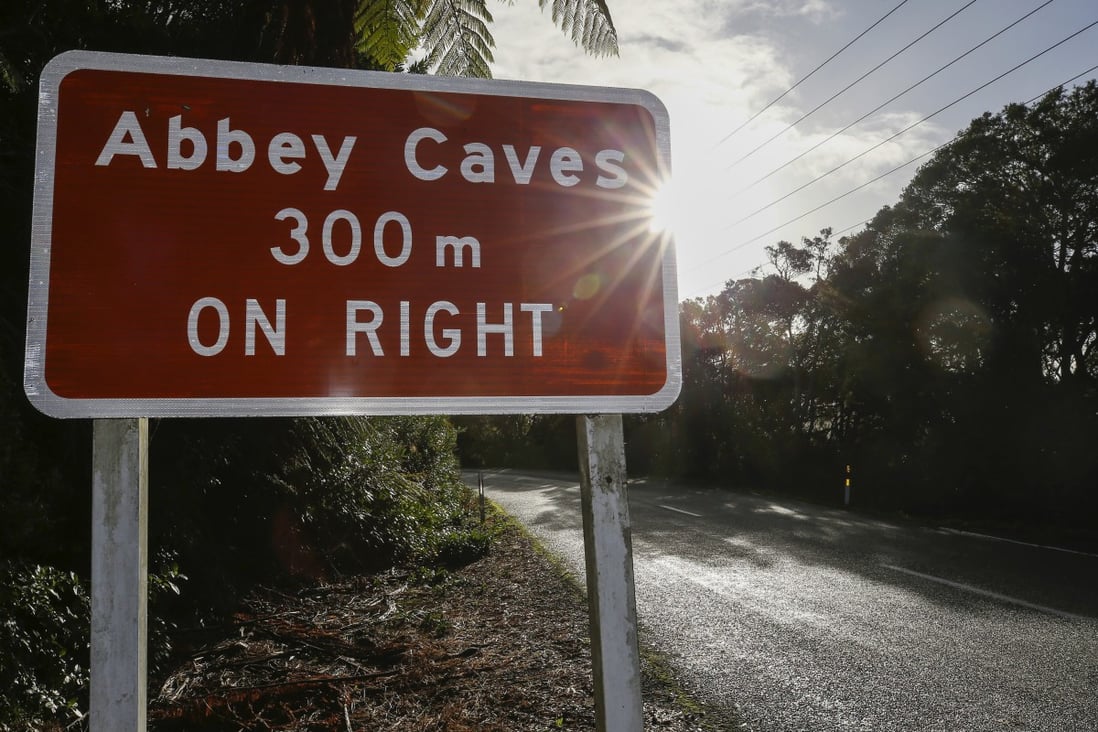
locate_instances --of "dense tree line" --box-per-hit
[0,1,618,727]
[635,83,1097,523]
[463,83,1098,529]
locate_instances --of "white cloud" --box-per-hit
[737,0,839,22]
[484,0,883,293]
[479,0,1090,297]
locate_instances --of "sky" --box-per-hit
[484,0,1098,300]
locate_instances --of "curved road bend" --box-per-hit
[466,470,1098,732]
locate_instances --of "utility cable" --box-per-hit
[833,218,874,238]
[1023,63,1098,103]
[735,0,1059,196]
[715,0,912,147]
[724,0,980,170]
[727,147,942,258]
[684,61,1098,299]
[724,19,1098,230]
[685,215,876,299]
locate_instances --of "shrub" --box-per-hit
[0,562,89,730]
[148,416,471,609]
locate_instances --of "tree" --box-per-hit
[651,85,1097,521]
[823,83,1098,516]
[1,1,616,88]
[898,83,1098,386]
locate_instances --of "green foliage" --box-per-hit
[0,0,616,82]
[350,0,620,77]
[422,0,495,78]
[354,0,423,71]
[0,563,89,730]
[454,414,578,470]
[431,525,493,568]
[149,416,467,603]
[539,0,618,57]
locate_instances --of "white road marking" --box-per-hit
[658,504,703,518]
[936,528,1098,559]
[881,564,1092,622]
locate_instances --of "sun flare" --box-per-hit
[647,180,679,234]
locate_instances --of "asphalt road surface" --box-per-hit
[467,470,1098,732]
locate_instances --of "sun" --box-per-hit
[646,179,679,234]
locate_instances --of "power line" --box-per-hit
[681,215,875,300]
[683,62,1098,299]
[1023,63,1098,103]
[724,19,1098,230]
[734,0,1059,197]
[724,0,980,171]
[714,0,912,148]
[833,218,874,238]
[728,146,941,259]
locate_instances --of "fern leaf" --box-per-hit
[539,0,618,57]
[420,0,496,78]
[354,0,422,71]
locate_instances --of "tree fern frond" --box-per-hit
[538,0,618,57]
[420,0,496,78]
[581,4,601,51]
[355,0,421,70]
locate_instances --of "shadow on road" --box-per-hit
[470,469,1098,622]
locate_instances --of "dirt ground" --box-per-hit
[148,513,731,731]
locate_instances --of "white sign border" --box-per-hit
[25,50,681,418]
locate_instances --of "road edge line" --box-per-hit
[936,528,1098,559]
[881,563,1092,622]
[658,504,704,518]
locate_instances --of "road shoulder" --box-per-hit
[148,506,725,730]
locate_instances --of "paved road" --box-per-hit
[467,470,1098,732]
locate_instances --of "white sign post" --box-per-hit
[577,414,643,731]
[90,418,148,732]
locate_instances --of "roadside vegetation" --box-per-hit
[1,414,483,729]
[3,0,1096,727]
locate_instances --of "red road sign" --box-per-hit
[25,51,679,417]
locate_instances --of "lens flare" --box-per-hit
[573,273,602,300]
[647,180,677,234]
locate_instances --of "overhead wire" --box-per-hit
[734,0,1060,197]
[1021,62,1098,104]
[832,218,875,238]
[683,60,1098,299]
[714,0,912,148]
[683,215,876,299]
[722,19,1098,230]
[724,0,979,171]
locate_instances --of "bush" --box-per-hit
[148,416,471,611]
[0,562,89,730]
[0,414,475,724]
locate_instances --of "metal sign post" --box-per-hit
[90,418,149,731]
[577,414,643,731]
